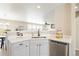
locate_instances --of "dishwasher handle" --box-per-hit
[50,40,68,45]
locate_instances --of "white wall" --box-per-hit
[52,4,76,55]
[44,10,55,24]
[76,17,79,49]
[0,19,27,31]
[70,4,76,56]
[54,4,71,35]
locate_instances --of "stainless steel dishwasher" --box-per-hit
[49,40,69,56]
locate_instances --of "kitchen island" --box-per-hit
[4,33,71,56]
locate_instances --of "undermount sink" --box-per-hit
[32,36,46,38]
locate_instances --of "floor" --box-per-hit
[0,47,7,56]
[0,48,79,56]
[0,48,4,56]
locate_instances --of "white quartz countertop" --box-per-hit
[0,36,6,37]
[7,35,71,44]
[7,36,31,43]
[48,37,71,44]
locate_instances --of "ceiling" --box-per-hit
[0,3,64,24]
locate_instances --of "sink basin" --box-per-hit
[32,36,46,38]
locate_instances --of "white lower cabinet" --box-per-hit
[8,41,30,56]
[29,40,39,56]
[39,41,49,56]
[6,39,49,56]
[29,39,49,56]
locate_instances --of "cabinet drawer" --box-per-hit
[12,40,29,47]
[11,40,29,56]
[36,39,48,43]
[12,42,24,47]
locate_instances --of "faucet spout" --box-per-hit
[38,29,40,36]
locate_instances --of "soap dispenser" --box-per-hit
[56,27,63,39]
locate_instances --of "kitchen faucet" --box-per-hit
[38,29,40,36]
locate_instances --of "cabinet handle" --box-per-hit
[19,43,23,45]
[39,44,41,46]
[37,44,41,46]
[37,44,39,46]
[26,45,28,47]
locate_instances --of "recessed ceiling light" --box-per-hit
[0,23,3,25]
[37,5,40,8]
[6,23,10,25]
[75,6,78,9]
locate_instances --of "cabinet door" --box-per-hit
[23,41,30,56]
[39,40,49,56]
[29,40,39,56]
[12,41,29,56]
